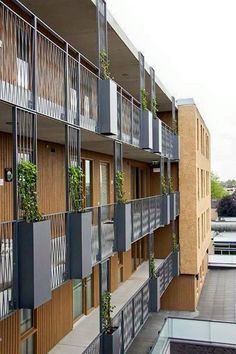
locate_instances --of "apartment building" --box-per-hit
[0,1,209,354]
[160,99,211,311]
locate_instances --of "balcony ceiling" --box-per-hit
[18,0,173,112]
[0,102,160,163]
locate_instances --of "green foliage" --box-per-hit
[141,89,148,111]
[211,173,228,200]
[150,253,157,278]
[168,177,174,193]
[173,118,178,134]
[161,176,168,195]
[18,160,42,223]
[99,50,111,80]
[172,233,177,251]
[151,97,159,116]
[69,166,85,212]
[222,179,236,188]
[115,170,126,203]
[101,291,116,334]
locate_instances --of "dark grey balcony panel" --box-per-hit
[173,249,180,277]
[170,193,177,221]
[149,277,160,312]
[103,326,120,354]
[115,203,132,252]
[153,118,162,154]
[141,110,153,150]
[173,134,180,160]
[18,220,51,309]
[69,211,92,279]
[162,194,170,225]
[99,79,118,135]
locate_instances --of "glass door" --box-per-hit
[100,163,109,206]
[73,279,83,321]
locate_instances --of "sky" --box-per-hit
[106,0,236,181]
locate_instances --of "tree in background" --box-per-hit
[222,179,236,188]
[211,173,228,200]
[217,195,236,217]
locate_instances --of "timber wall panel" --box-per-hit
[110,254,119,292]
[36,281,73,354]
[0,132,13,222]
[38,141,66,214]
[154,224,172,259]
[0,311,20,354]
[161,275,196,311]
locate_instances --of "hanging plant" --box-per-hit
[141,89,148,111]
[101,291,116,334]
[99,50,112,80]
[161,176,168,195]
[168,177,174,193]
[69,165,85,212]
[115,170,126,203]
[173,118,178,134]
[150,253,157,278]
[172,233,177,251]
[151,97,159,117]
[18,160,42,223]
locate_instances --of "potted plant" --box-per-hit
[102,291,120,354]
[68,165,92,279]
[161,176,170,225]
[114,171,132,252]
[141,89,153,150]
[17,160,51,309]
[99,50,118,135]
[149,254,160,312]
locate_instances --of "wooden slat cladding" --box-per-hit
[0,311,20,354]
[0,132,13,222]
[36,281,73,354]
[38,141,66,215]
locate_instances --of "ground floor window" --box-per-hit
[21,335,34,354]
[73,274,94,321]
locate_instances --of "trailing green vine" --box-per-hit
[161,176,168,195]
[141,88,148,111]
[101,291,116,334]
[99,50,112,80]
[172,233,177,251]
[69,165,85,212]
[168,177,174,193]
[151,97,159,117]
[115,170,126,203]
[173,118,178,134]
[18,160,42,223]
[150,253,157,278]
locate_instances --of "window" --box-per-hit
[201,170,204,198]
[197,217,200,248]
[20,309,33,334]
[201,214,204,241]
[73,279,83,320]
[85,160,92,207]
[196,118,199,150]
[21,336,34,354]
[197,168,200,200]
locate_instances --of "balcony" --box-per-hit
[0,2,179,161]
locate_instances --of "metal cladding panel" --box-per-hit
[69,211,92,279]
[170,193,177,221]
[115,203,132,252]
[99,79,118,135]
[149,277,160,312]
[18,220,51,309]
[141,110,153,150]
[103,326,120,354]
[162,195,170,225]
[153,118,162,153]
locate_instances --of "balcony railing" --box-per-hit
[0,221,14,319]
[112,280,150,353]
[44,213,67,289]
[156,248,179,296]
[0,1,179,160]
[131,195,162,241]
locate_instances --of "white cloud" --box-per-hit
[106,0,236,180]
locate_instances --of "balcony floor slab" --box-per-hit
[49,259,164,354]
